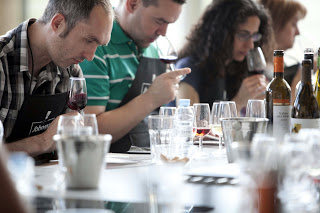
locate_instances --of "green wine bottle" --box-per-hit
[314,47,320,104]
[266,50,291,140]
[292,59,320,133]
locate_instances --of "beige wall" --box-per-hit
[0,0,23,34]
[167,0,211,51]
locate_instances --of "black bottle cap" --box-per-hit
[274,50,284,56]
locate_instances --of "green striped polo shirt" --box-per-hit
[80,21,158,111]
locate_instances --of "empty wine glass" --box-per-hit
[81,114,99,135]
[210,102,222,137]
[193,103,211,151]
[246,99,266,118]
[67,77,87,115]
[156,35,185,80]
[212,101,235,150]
[57,115,82,135]
[247,47,267,76]
[224,101,237,117]
[159,106,176,116]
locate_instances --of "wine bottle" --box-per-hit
[295,48,314,96]
[314,47,320,104]
[292,59,320,133]
[266,50,291,140]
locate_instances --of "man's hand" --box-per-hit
[41,111,80,153]
[144,68,191,107]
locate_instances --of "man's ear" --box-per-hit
[50,13,67,34]
[126,0,141,13]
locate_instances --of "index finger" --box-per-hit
[168,67,191,77]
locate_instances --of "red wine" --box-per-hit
[195,128,211,137]
[68,93,87,110]
[249,70,264,76]
[160,55,178,64]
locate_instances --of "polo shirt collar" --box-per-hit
[110,20,131,45]
[110,20,147,54]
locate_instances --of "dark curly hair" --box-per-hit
[179,0,273,80]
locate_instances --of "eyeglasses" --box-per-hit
[236,31,262,42]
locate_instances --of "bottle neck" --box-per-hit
[301,65,312,85]
[304,53,314,73]
[273,56,284,78]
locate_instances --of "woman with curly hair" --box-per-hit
[172,0,273,114]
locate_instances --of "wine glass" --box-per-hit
[67,77,87,115]
[81,114,99,135]
[159,106,177,116]
[246,47,267,76]
[193,103,211,151]
[57,114,93,135]
[210,102,222,137]
[211,101,234,150]
[224,101,237,117]
[246,99,266,118]
[156,35,185,80]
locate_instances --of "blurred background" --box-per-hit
[1,0,319,66]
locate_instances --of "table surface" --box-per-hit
[31,145,244,213]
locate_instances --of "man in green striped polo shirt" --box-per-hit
[80,0,190,152]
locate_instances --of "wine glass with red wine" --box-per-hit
[156,35,185,80]
[67,77,87,115]
[193,103,211,152]
[246,47,267,76]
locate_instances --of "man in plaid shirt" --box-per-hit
[0,0,113,160]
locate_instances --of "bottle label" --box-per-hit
[291,118,320,133]
[174,120,193,144]
[273,105,291,140]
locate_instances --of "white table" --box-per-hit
[33,146,242,213]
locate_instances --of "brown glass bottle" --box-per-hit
[266,50,291,140]
[292,59,320,133]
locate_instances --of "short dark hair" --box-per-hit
[141,0,186,7]
[39,0,113,38]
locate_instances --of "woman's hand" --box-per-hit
[232,74,269,109]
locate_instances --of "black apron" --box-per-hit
[110,56,166,152]
[6,90,68,165]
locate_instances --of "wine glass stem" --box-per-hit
[169,63,175,71]
[78,109,84,116]
[219,135,222,150]
[199,136,203,151]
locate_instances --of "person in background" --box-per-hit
[258,0,307,100]
[171,0,273,116]
[80,0,190,152]
[0,0,114,163]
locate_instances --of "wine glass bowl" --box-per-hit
[193,103,211,150]
[68,77,87,113]
[156,35,185,80]
[247,47,267,75]
[159,106,177,116]
[211,101,236,150]
[81,114,99,135]
[210,102,223,138]
[57,115,81,135]
[246,99,266,118]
